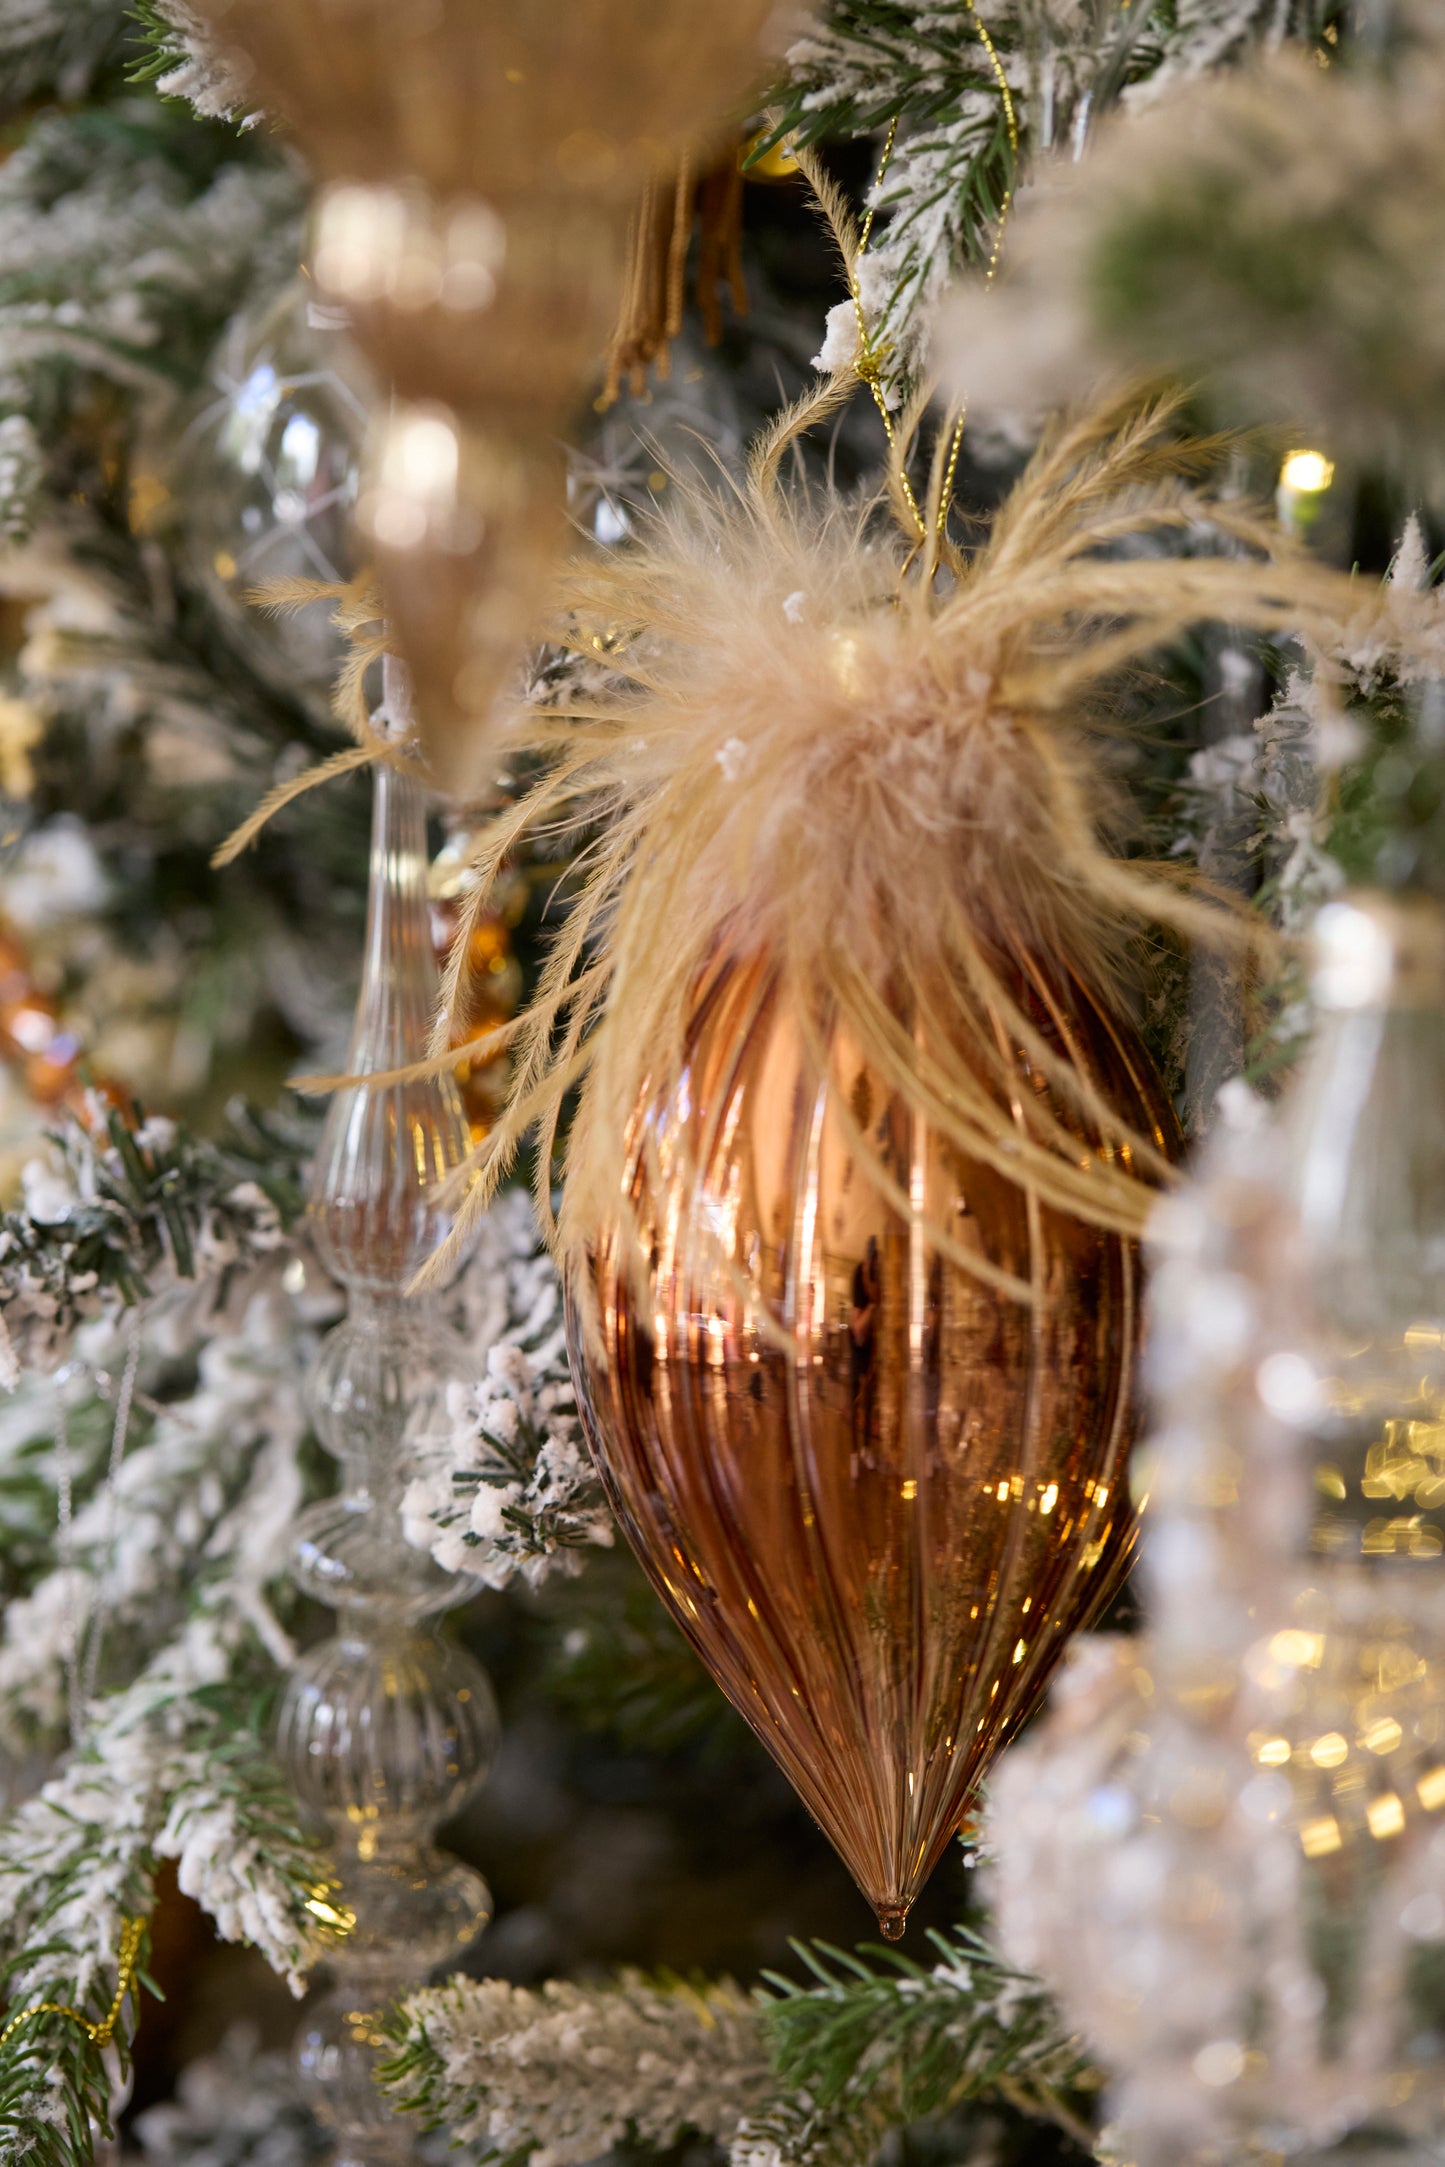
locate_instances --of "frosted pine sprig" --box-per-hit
[0,0,127,112]
[0,1628,327,2167]
[0,1100,305,1383]
[384,1927,1098,2167]
[131,2,263,127]
[766,0,1333,396]
[384,1973,772,2167]
[405,1188,613,1589]
[401,1340,613,1588]
[1170,519,1445,1081]
[760,1925,1096,2143]
[0,93,298,391]
[0,1290,312,1754]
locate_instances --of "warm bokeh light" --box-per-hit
[1280,448,1336,493]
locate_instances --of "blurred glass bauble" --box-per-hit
[993,895,1445,2167]
[568,946,1178,1937]
[158,279,369,711]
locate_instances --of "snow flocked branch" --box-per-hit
[1169,517,1445,1079]
[0,1160,586,2165]
[764,0,1341,398]
[0,1098,306,1385]
[0,1262,321,1757]
[937,12,1442,463]
[131,2,264,128]
[0,0,129,118]
[0,1159,594,1772]
[383,1926,1098,2167]
[0,86,299,540]
[402,1185,614,1590]
[0,1108,325,2165]
[0,1623,332,2167]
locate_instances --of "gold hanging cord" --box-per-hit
[0,1916,146,2053]
[850,0,1019,543]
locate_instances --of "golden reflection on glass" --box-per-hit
[571,950,1177,1934]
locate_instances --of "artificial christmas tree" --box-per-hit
[4,5,1443,2167]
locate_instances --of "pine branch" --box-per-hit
[381,1971,773,2166]
[1164,527,1445,1084]
[760,1924,1099,2148]
[0,1098,308,1380]
[756,0,1343,392]
[0,2003,140,2167]
[0,88,300,535]
[4,489,373,1075]
[384,1924,1100,2167]
[127,2,261,127]
[0,0,131,120]
[758,0,1034,384]
[402,1190,613,1589]
[0,1252,318,1755]
[0,1647,328,2167]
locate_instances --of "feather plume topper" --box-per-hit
[336,396,1395,1303]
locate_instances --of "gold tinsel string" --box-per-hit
[0,1916,146,2053]
[852,0,1019,545]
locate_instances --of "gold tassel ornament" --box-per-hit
[601,150,749,405]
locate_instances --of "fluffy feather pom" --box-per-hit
[408,394,1393,1300]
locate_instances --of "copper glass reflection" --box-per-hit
[569,953,1177,1934]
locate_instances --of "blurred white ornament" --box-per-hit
[2,815,110,931]
[167,280,369,711]
[993,894,1445,2167]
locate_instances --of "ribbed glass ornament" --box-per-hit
[571,946,1176,1935]
[308,747,469,1294]
[280,1630,498,1838]
[275,674,494,2164]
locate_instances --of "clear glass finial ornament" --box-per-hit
[991,893,1445,2167]
[278,658,497,2164]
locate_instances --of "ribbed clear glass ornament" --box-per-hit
[277,681,494,2164]
[280,1630,497,1838]
[308,753,470,1294]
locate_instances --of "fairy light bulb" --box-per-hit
[1280,449,1335,495]
[1277,448,1338,543]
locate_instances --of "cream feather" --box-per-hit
[365,397,1402,1302]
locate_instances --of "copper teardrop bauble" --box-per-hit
[567,950,1179,1935]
